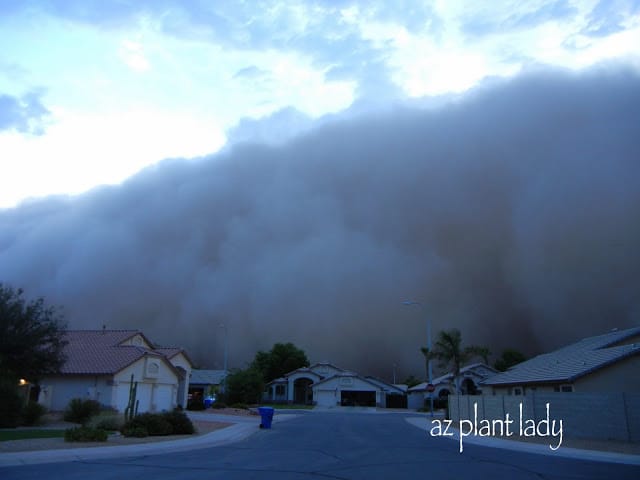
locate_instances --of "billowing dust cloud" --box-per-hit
[1,65,639,379]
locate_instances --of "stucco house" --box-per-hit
[407,363,497,409]
[188,369,227,402]
[482,326,640,395]
[37,329,193,413]
[263,362,406,408]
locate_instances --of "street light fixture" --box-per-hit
[402,300,434,417]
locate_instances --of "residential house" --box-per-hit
[407,363,497,409]
[188,369,227,403]
[263,362,406,408]
[482,326,640,394]
[37,329,193,412]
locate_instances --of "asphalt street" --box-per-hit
[1,412,638,479]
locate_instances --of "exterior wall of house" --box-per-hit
[490,385,559,395]
[285,372,321,402]
[114,357,179,413]
[407,392,424,410]
[311,364,343,378]
[119,334,153,349]
[167,352,192,408]
[264,383,288,403]
[488,355,640,395]
[449,392,640,442]
[38,375,115,411]
[574,355,640,392]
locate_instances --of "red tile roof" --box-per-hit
[59,330,167,375]
[155,347,194,367]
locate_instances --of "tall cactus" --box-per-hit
[124,373,138,422]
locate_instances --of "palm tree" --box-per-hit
[425,328,488,394]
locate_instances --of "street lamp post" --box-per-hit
[403,300,434,417]
[220,323,228,394]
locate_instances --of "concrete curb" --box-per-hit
[404,417,640,465]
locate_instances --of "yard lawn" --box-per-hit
[0,429,66,442]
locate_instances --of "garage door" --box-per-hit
[341,390,376,407]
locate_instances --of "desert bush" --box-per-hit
[121,413,173,436]
[161,410,195,435]
[21,402,47,426]
[64,426,108,442]
[63,398,102,425]
[121,425,148,437]
[87,412,123,431]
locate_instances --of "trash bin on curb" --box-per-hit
[258,406,275,429]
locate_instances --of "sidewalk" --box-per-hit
[0,412,297,467]
[405,417,640,465]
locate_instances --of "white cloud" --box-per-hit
[118,39,151,72]
[1,0,640,207]
[0,107,225,208]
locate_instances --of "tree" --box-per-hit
[250,342,309,382]
[494,349,527,372]
[425,328,487,393]
[467,346,491,365]
[0,284,67,383]
[225,368,264,405]
[403,375,421,388]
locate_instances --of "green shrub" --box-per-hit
[87,413,123,431]
[121,413,173,436]
[64,426,108,442]
[121,426,148,437]
[230,403,248,410]
[0,382,23,428]
[21,402,47,426]
[63,398,102,425]
[161,410,195,435]
[211,402,226,409]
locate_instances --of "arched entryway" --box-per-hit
[293,377,314,404]
[461,378,478,395]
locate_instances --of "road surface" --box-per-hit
[1,412,638,479]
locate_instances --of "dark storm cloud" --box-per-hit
[0,90,50,135]
[225,107,314,146]
[2,64,639,379]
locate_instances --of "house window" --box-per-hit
[554,384,573,392]
[341,377,353,386]
[513,387,523,395]
[275,385,285,396]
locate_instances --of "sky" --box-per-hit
[1,1,640,378]
[2,0,639,208]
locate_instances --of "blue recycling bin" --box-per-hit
[258,406,275,429]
